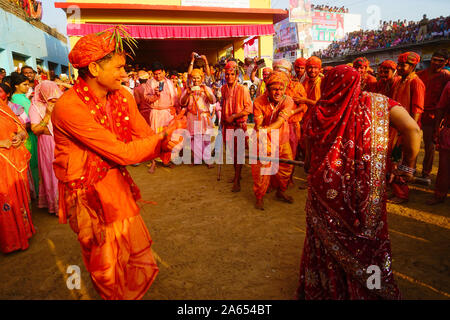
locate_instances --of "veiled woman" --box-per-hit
[29,81,63,215]
[298,65,421,299]
[0,83,35,253]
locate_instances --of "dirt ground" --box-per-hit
[0,148,449,300]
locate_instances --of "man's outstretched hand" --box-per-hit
[161,109,187,152]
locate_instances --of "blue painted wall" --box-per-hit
[0,9,69,75]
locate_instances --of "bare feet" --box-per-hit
[255,198,264,210]
[148,161,156,174]
[426,197,445,205]
[388,197,408,204]
[162,162,175,168]
[276,190,294,203]
[206,164,215,169]
[232,181,241,192]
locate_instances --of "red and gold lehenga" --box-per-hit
[297,65,401,300]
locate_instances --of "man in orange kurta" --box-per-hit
[294,57,307,83]
[417,49,450,179]
[221,61,253,192]
[52,30,185,300]
[353,57,377,92]
[252,71,295,210]
[390,52,425,203]
[298,56,323,179]
[376,60,400,99]
[273,59,308,161]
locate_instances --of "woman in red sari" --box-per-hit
[0,83,35,253]
[297,65,421,299]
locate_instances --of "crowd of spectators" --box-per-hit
[311,4,348,13]
[8,0,42,20]
[313,15,450,60]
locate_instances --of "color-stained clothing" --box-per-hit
[11,93,39,199]
[417,69,450,125]
[0,101,34,254]
[298,65,400,300]
[133,84,151,125]
[286,79,308,159]
[434,82,450,199]
[220,82,253,138]
[362,74,377,92]
[181,86,216,135]
[29,81,63,214]
[392,72,425,117]
[375,76,401,99]
[144,78,178,133]
[391,73,425,199]
[180,86,216,164]
[251,94,294,199]
[52,83,162,300]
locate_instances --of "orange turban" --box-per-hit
[398,52,420,65]
[69,31,116,69]
[191,68,204,78]
[353,57,369,68]
[224,61,238,72]
[380,60,397,70]
[294,57,307,67]
[265,71,289,88]
[306,56,322,68]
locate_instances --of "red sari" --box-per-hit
[298,65,401,300]
[0,101,34,253]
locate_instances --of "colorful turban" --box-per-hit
[265,71,289,88]
[306,56,322,68]
[137,70,149,79]
[294,57,307,67]
[273,59,292,73]
[398,52,420,65]
[262,67,273,74]
[353,57,369,68]
[191,68,204,78]
[224,61,238,72]
[380,60,397,70]
[69,31,116,69]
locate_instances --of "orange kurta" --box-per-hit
[251,94,294,199]
[392,72,425,117]
[286,79,307,159]
[417,69,450,125]
[0,103,34,254]
[362,74,378,92]
[52,86,162,300]
[221,82,253,129]
[390,73,425,200]
[375,76,401,99]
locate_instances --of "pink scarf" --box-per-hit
[30,80,63,136]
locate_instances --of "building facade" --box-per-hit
[0,0,69,75]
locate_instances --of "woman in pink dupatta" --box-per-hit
[297,65,421,299]
[29,80,63,215]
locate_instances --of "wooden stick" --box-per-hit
[247,154,305,167]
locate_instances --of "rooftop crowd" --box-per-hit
[314,14,450,59]
[311,4,349,13]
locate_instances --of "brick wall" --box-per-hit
[0,0,67,43]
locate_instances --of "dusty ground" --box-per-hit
[0,148,448,300]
